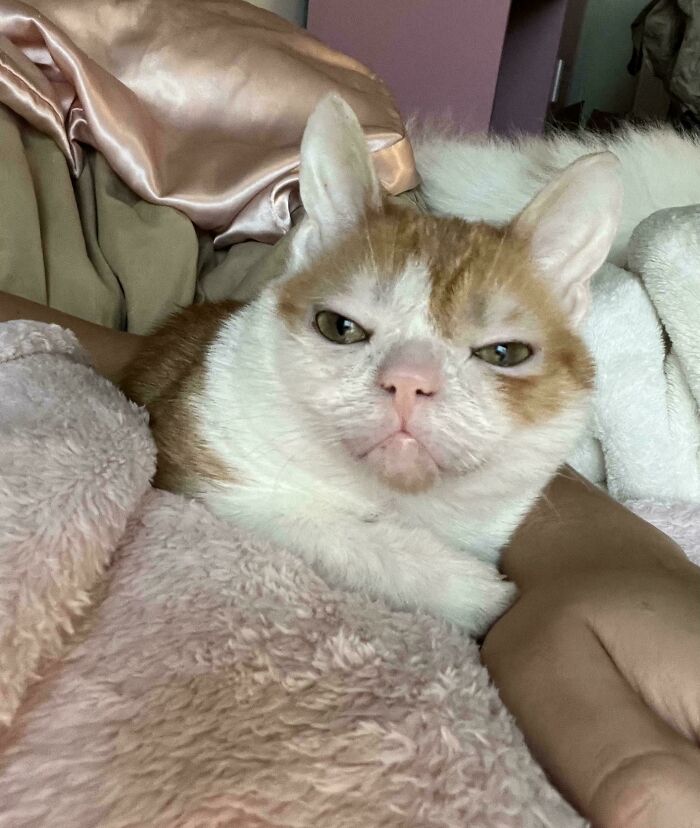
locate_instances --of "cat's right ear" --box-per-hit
[289,94,382,266]
[512,151,623,327]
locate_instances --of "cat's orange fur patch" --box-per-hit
[279,203,593,425]
[125,203,592,495]
[122,302,241,492]
[424,218,594,423]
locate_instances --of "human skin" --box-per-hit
[483,471,700,827]
[3,290,700,826]
[0,292,143,386]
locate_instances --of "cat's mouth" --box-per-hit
[357,430,441,494]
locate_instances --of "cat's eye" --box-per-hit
[315,310,369,344]
[473,342,533,367]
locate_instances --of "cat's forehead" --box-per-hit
[342,257,435,338]
[278,207,547,336]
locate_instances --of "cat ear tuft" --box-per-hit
[293,94,382,258]
[512,151,623,326]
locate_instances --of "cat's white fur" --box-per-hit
[190,96,622,635]
[412,124,700,266]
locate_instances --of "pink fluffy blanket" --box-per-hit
[2,321,699,827]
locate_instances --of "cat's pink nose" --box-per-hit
[378,363,441,423]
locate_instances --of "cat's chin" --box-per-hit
[363,432,440,494]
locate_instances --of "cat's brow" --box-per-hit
[427,222,523,337]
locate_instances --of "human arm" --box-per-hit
[0,291,145,385]
[483,469,700,827]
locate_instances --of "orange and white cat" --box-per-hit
[125,95,622,635]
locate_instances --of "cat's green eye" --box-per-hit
[315,310,369,345]
[473,342,533,368]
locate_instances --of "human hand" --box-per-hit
[483,471,700,827]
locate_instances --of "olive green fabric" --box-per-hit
[196,225,298,306]
[0,105,420,333]
[0,104,280,334]
[631,0,700,122]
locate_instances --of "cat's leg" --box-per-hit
[299,516,516,636]
[209,490,515,635]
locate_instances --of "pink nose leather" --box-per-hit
[378,361,441,424]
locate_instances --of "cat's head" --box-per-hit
[272,95,622,494]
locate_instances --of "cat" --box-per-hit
[411,121,700,267]
[123,94,622,636]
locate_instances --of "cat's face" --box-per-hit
[275,208,594,493]
[268,94,620,493]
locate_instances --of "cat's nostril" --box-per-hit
[378,351,443,405]
[380,377,438,398]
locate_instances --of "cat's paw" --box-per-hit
[435,563,517,637]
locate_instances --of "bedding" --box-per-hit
[570,208,700,503]
[0,319,586,827]
[0,0,415,331]
[2,2,699,823]
[1,316,699,826]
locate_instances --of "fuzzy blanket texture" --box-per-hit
[569,207,700,502]
[1,214,700,827]
[0,322,583,827]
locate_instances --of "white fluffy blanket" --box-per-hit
[414,127,700,505]
[570,207,700,502]
[1,320,699,826]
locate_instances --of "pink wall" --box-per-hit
[307,0,512,133]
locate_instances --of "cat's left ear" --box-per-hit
[290,94,382,264]
[512,151,623,326]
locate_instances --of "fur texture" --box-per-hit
[2,319,700,826]
[413,124,700,266]
[0,319,585,827]
[571,208,700,501]
[125,95,622,635]
[0,321,154,727]
[411,122,700,502]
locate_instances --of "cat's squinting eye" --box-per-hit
[473,342,533,368]
[315,311,369,345]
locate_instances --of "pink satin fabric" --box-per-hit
[0,0,417,243]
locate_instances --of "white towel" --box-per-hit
[569,208,700,503]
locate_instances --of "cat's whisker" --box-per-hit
[483,227,508,291]
[362,209,379,278]
[537,490,561,521]
[389,211,399,275]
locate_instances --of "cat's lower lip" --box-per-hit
[357,429,430,460]
[358,431,441,493]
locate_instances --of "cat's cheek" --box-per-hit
[277,348,347,410]
[410,388,511,474]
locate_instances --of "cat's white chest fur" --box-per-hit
[193,298,583,636]
[157,94,620,637]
